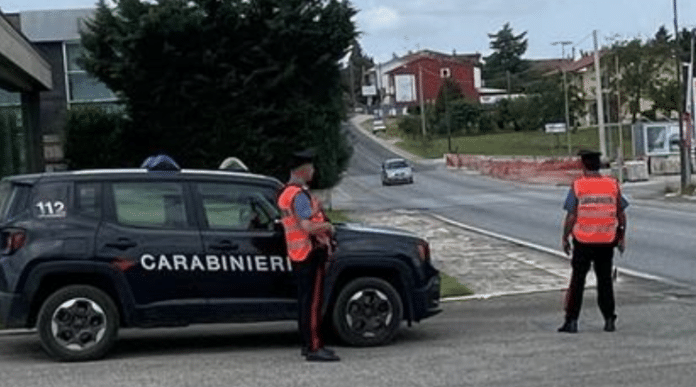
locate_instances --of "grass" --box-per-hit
[370,116,635,159]
[325,209,352,223]
[440,272,474,298]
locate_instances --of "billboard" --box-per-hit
[394,74,416,103]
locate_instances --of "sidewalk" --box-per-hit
[348,210,581,298]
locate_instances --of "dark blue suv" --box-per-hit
[0,162,440,361]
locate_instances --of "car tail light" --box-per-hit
[417,241,430,263]
[2,228,26,255]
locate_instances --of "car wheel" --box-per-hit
[37,285,119,361]
[331,277,403,346]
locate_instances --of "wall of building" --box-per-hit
[389,55,478,107]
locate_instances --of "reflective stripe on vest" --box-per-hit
[572,175,620,244]
[277,185,313,262]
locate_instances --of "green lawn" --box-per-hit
[440,272,473,298]
[371,117,634,159]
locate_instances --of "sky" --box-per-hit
[3,0,696,63]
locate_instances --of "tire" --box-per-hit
[331,277,403,347]
[37,285,119,361]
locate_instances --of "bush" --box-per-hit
[64,106,128,169]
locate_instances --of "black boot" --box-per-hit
[305,348,340,362]
[302,346,335,357]
[604,315,617,332]
[558,319,578,333]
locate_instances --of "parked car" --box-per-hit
[381,158,414,185]
[0,156,440,361]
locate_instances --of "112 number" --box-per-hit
[36,201,66,218]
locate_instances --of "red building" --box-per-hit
[385,50,480,109]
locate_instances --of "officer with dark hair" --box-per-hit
[277,149,340,361]
[559,150,628,333]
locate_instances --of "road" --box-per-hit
[1,278,695,387]
[334,120,696,287]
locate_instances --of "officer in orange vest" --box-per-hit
[559,150,628,333]
[277,148,340,361]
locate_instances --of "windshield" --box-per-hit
[386,161,409,169]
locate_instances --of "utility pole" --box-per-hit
[673,0,690,192]
[593,30,607,158]
[553,40,573,155]
[616,54,624,183]
[419,63,426,137]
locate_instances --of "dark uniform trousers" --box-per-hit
[565,240,615,321]
[292,248,328,352]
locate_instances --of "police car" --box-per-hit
[0,157,441,361]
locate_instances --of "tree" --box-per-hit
[483,23,529,90]
[80,0,357,188]
[611,34,671,122]
[341,41,374,108]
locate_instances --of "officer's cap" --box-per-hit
[577,149,601,160]
[290,148,316,169]
[578,149,601,171]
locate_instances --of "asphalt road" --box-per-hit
[1,277,695,387]
[336,119,696,287]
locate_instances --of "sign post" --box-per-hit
[545,123,568,155]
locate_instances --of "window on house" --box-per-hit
[64,42,119,107]
[440,68,451,78]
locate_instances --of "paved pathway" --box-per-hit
[348,210,599,298]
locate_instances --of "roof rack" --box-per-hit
[141,155,181,171]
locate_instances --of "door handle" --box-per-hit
[209,240,239,251]
[105,238,137,250]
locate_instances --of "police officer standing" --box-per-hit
[559,150,628,333]
[277,149,340,361]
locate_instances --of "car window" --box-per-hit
[76,183,101,219]
[387,160,408,169]
[0,182,10,221]
[32,182,70,219]
[198,182,278,231]
[112,182,187,228]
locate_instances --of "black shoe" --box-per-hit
[305,348,340,362]
[301,347,335,357]
[604,315,617,332]
[558,319,578,333]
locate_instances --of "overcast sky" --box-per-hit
[4,0,695,62]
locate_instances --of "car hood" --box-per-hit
[332,222,422,257]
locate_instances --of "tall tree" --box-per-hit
[483,23,529,90]
[341,41,374,107]
[80,0,357,187]
[612,33,672,122]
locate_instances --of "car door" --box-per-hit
[194,180,295,321]
[95,179,203,323]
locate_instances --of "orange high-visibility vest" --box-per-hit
[277,184,326,262]
[572,175,620,244]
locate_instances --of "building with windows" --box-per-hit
[0,8,117,175]
[0,10,52,177]
[364,50,481,116]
